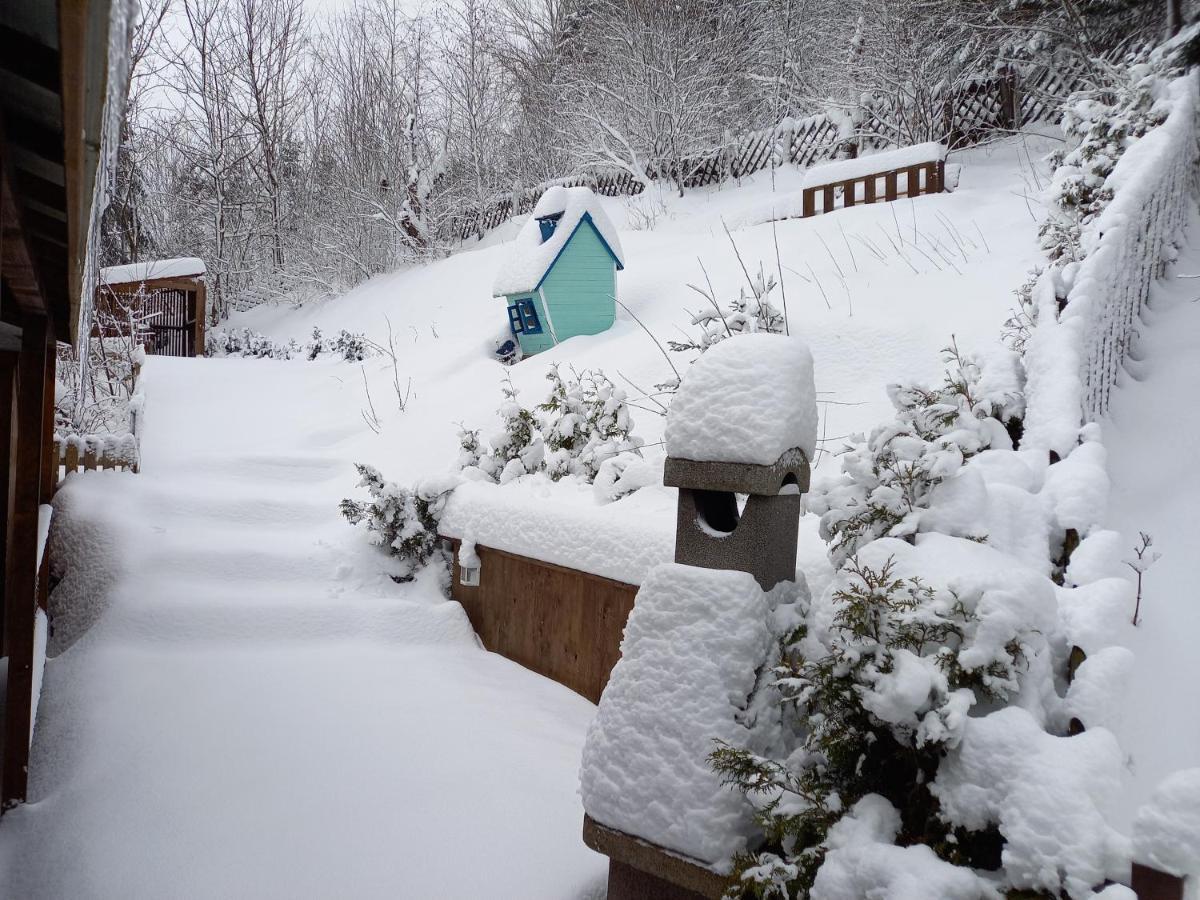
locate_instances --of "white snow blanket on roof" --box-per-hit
[101,257,206,285]
[492,186,623,296]
[580,563,775,866]
[803,142,946,188]
[666,332,817,465]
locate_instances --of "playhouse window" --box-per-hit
[537,212,563,242]
[507,303,524,334]
[517,299,543,334]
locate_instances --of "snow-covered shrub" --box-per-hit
[1040,55,1174,264]
[55,341,142,435]
[670,264,786,354]
[305,326,372,362]
[539,365,643,480]
[460,369,643,487]
[808,341,1024,567]
[206,328,297,360]
[339,464,451,578]
[467,377,545,485]
[710,551,1032,898]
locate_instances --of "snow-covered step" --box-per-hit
[146,453,349,485]
[95,594,479,646]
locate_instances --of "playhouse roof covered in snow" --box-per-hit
[101,257,206,285]
[665,333,818,466]
[492,186,624,296]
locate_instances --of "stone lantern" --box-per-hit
[581,332,819,900]
[663,448,808,591]
[662,331,816,591]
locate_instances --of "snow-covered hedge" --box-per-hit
[1024,67,1199,455]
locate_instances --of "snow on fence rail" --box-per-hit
[1024,74,1200,456]
[799,142,946,218]
[53,432,140,484]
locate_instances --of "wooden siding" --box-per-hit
[540,220,617,338]
[448,541,636,704]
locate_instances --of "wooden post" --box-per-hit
[194,278,207,357]
[1131,863,1185,900]
[842,180,856,208]
[885,171,898,202]
[0,350,17,652]
[864,175,877,205]
[905,165,922,198]
[822,185,835,214]
[2,315,49,809]
[998,66,1019,130]
[801,188,816,218]
[63,441,78,479]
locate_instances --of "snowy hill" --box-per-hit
[230,136,1051,591]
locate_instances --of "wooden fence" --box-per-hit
[53,434,139,486]
[445,538,637,703]
[456,62,1085,240]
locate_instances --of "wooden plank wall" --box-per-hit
[448,540,637,704]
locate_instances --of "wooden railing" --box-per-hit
[801,159,945,218]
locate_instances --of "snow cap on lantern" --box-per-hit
[664,332,817,590]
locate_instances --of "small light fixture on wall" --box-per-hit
[458,537,481,587]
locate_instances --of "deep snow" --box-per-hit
[233,134,1055,597]
[1103,209,1200,836]
[0,357,607,899]
[1,134,1080,896]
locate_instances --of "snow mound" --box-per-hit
[813,795,988,900]
[580,563,775,866]
[665,333,817,465]
[1132,768,1200,878]
[492,186,624,296]
[438,477,673,585]
[932,706,1128,899]
[101,257,206,284]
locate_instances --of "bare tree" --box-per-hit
[435,0,515,233]
[231,0,308,271]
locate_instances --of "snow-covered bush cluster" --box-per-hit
[689,46,1200,900]
[808,341,1023,567]
[1024,45,1197,441]
[206,328,298,360]
[304,327,372,362]
[1039,54,1175,265]
[206,327,374,363]
[458,367,643,487]
[704,338,1138,899]
[670,265,786,355]
[339,464,454,579]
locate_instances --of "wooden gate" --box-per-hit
[139,289,196,357]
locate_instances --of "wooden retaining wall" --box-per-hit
[447,539,637,704]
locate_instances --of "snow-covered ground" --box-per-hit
[1,135,1068,895]
[0,357,606,899]
[234,134,1053,595]
[1104,209,1200,832]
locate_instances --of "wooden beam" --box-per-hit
[37,337,55,612]
[0,27,62,94]
[0,147,47,315]
[2,315,49,809]
[0,351,17,652]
